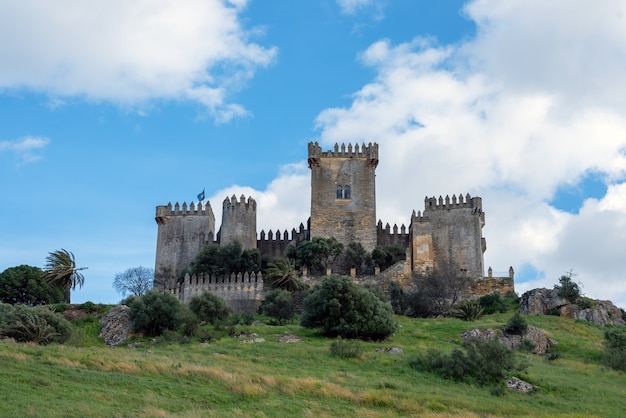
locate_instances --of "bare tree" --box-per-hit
[113,266,154,297]
[414,259,475,316]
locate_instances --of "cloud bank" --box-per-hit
[0,0,276,122]
[228,0,626,307]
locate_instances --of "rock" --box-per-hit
[520,288,625,326]
[519,288,567,315]
[99,305,133,347]
[375,347,404,354]
[461,325,555,355]
[506,377,536,393]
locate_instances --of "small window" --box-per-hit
[336,185,343,199]
[344,185,351,199]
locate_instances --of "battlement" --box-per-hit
[308,141,379,167]
[223,194,256,211]
[377,220,410,248]
[423,194,482,212]
[155,201,214,224]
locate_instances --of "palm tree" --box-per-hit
[43,249,87,303]
[265,258,305,291]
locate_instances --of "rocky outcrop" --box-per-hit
[98,305,133,347]
[519,288,625,326]
[461,325,555,355]
[506,377,536,393]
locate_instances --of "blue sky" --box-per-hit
[2,0,626,308]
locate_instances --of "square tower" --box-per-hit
[308,142,378,252]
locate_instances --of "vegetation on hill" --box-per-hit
[1,306,625,417]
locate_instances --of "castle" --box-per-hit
[154,142,513,306]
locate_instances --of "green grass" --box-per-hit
[1,311,624,417]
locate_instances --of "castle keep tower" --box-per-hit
[154,201,216,291]
[308,142,379,252]
[219,195,257,250]
[411,194,486,279]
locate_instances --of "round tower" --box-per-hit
[219,194,257,250]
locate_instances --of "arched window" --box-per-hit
[336,185,343,199]
[344,185,351,199]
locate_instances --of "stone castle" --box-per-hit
[154,142,513,306]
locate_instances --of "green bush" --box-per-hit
[128,290,182,336]
[453,300,484,321]
[603,327,626,371]
[409,338,526,386]
[301,275,397,341]
[479,293,508,314]
[504,312,528,335]
[0,304,73,344]
[0,265,65,305]
[330,337,363,358]
[259,289,295,324]
[188,291,230,325]
[554,273,581,303]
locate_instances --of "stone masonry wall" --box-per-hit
[155,202,215,291]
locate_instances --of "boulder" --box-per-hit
[99,305,133,347]
[519,288,567,315]
[461,325,555,355]
[506,377,536,393]
[520,288,625,326]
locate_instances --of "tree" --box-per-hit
[113,266,154,297]
[554,270,581,303]
[43,249,87,303]
[371,244,405,270]
[260,289,295,324]
[0,265,64,305]
[191,241,259,277]
[188,291,230,324]
[346,242,367,273]
[301,275,397,340]
[288,237,344,274]
[128,289,182,336]
[264,258,305,291]
[415,260,474,316]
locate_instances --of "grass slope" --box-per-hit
[0,311,624,417]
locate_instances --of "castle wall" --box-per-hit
[377,221,411,248]
[154,202,215,291]
[410,194,485,279]
[257,222,310,259]
[220,195,257,250]
[167,271,264,313]
[308,142,378,253]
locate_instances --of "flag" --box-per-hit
[197,189,205,201]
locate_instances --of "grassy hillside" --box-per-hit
[0,311,624,417]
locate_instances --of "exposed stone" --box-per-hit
[375,347,404,354]
[461,325,555,355]
[506,377,536,393]
[520,288,625,326]
[98,305,133,347]
[519,288,568,315]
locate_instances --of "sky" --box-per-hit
[1,0,626,308]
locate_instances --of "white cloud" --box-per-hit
[313,0,626,308]
[0,136,50,163]
[0,0,276,122]
[337,0,373,15]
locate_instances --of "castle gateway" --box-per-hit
[154,142,513,305]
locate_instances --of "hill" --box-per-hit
[0,310,624,417]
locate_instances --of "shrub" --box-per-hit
[479,293,508,314]
[0,304,73,344]
[554,272,581,303]
[188,291,230,325]
[504,312,528,335]
[301,275,397,340]
[409,338,526,386]
[177,304,199,337]
[603,327,626,371]
[519,339,536,353]
[128,290,182,336]
[453,300,484,321]
[259,289,295,324]
[330,337,363,358]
